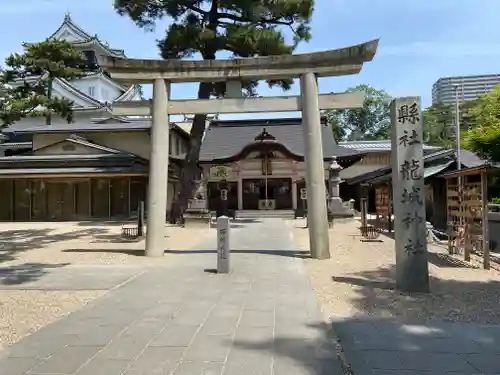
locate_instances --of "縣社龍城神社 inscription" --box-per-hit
[391,97,430,292]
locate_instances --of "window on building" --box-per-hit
[101,88,108,101]
[88,86,95,97]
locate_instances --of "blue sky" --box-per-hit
[0,0,498,120]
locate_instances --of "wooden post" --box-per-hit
[481,171,490,269]
[88,179,92,218]
[28,180,33,221]
[128,177,131,218]
[108,178,111,220]
[73,181,77,218]
[446,178,453,254]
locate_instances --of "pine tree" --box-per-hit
[1,39,88,127]
[114,0,314,222]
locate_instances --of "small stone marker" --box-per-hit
[391,96,430,293]
[217,215,230,273]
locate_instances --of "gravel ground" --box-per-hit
[0,221,213,351]
[291,218,500,324]
[0,222,213,266]
[0,290,104,350]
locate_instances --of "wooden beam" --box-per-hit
[481,171,490,270]
[111,92,365,116]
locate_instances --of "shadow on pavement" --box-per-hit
[0,262,69,285]
[63,248,311,259]
[0,227,110,263]
[230,321,343,375]
[326,262,500,373]
[331,315,500,374]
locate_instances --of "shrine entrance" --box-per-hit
[207,181,237,213]
[242,178,292,210]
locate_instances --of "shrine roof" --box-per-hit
[3,117,189,139]
[199,117,360,162]
[339,140,441,152]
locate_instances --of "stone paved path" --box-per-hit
[334,318,500,374]
[0,218,342,375]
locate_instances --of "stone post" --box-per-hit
[300,73,330,259]
[137,200,145,237]
[217,216,230,273]
[145,79,170,257]
[391,97,430,292]
[237,178,243,210]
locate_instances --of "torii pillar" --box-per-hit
[145,79,170,257]
[97,39,379,259]
[301,73,330,259]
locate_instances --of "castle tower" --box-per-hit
[25,13,142,121]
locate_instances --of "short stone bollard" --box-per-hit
[217,215,230,273]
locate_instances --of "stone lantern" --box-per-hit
[328,157,344,214]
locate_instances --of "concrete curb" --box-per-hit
[325,317,355,375]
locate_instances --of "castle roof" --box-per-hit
[48,13,125,58]
[20,14,140,114]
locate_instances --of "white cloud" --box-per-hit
[0,0,109,14]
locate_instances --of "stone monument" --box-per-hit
[217,216,230,274]
[390,97,430,293]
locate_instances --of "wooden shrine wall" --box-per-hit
[446,171,489,268]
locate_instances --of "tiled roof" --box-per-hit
[199,117,360,161]
[459,149,488,168]
[339,140,441,152]
[0,166,148,176]
[3,117,188,137]
[340,164,389,180]
[4,121,150,134]
[345,148,456,185]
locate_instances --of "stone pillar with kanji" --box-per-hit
[390,97,430,293]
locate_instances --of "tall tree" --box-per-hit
[463,86,500,162]
[114,0,313,222]
[324,84,391,141]
[460,98,478,131]
[0,39,88,127]
[421,103,454,147]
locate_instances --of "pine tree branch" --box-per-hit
[216,12,298,36]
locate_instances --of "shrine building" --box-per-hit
[0,14,189,222]
[198,117,362,215]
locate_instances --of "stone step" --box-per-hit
[235,210,295,219]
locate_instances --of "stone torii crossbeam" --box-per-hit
[97,39,379,259]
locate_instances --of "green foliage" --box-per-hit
[422,100,479,148]
[422,103,455,147]
[324,84,392,141]
[490,196,500,204]
[114,0,315,220]
[0,39,88,127]
[463,86,500,163]
[460,99,478,130]
[114,0,313,96]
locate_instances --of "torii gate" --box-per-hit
[97,39,379,259]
